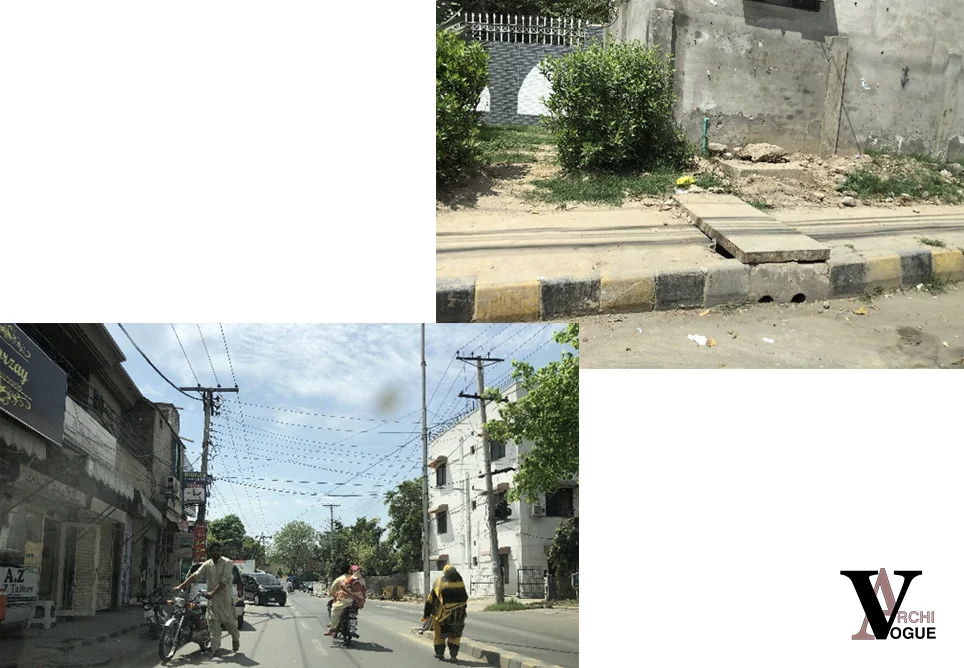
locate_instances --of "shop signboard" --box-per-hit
[192,524,207,562]
[184,480,205,505]
[23,542,42,573]
[0,324,67,445]
[176,532,194,559]
[1,567,39,603]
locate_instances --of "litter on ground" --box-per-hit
[688,334,709,346]
[763,337,775,344]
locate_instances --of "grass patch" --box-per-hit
[838,155,964,203]
[919,237,947,248]
[747,200,774,211]
[531,170,679,206]
[858,286,885,304]
[480,125,551,165]
[693,172,728,190]
[484,598,527,612]
[922,278,949,294]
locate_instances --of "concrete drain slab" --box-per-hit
[676,193,831,264]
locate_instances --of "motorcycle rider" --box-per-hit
[324,565,366,637]
[174,542,241,655]
[422,565,468,661]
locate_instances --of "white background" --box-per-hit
[583,370,963,667]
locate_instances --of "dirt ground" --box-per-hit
[579,284,964,369]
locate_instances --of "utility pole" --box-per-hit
[421,324,431,599]
[178,385,238,525]
[457,354,504,603]
[322,503,339,584]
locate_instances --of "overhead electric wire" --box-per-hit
[224,400,419,425]
[171,324,201,386]
[116,324,201,401]
[219,323,239,387]
[196,324,221,385]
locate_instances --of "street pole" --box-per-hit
[457,354,504,603]
[421,324,431,599]
[178,386,238,529]
[322,503,338,583]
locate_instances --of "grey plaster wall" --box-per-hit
[475,26,605,126]
[612,0,964,158]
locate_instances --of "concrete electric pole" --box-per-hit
[421,324,431,598]
[321,503,339,582]
[178,386,238,525]
[457,354,505,603]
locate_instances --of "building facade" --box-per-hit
[610,0,964,158]
[0,324,188,628]
[426,384,578,598]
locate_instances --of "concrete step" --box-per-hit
[677,193,831,264]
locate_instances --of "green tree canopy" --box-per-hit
[384,479,423,573]
[208,514,246,557]
[548,516,578,574]
[484,324,579,503]
[270,521,318,576]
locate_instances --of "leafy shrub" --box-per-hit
[436,30,489,186]
[541,41,693,173]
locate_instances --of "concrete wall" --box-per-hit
[611,0,964,157]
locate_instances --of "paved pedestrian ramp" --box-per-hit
[677,194,831,264]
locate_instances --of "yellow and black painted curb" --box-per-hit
[437,247,964,322]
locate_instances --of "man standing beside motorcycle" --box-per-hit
[422,565,468,662]
[324,565,366,637]
[174,542,241,655]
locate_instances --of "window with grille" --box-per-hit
[545,488,574,518]
[436,463,447,487]
[490,439,506,461]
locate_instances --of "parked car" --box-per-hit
[241,572,287,606]
[187,562,246,627]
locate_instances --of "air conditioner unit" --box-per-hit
[530,505,545,517]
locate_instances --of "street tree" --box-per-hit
[384,479,423,572]
[208,514,246,557]
[548,516,578,574]
[241,536,267,569]
[270,521,318,576]
[484,323,579,503]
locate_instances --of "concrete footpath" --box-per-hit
[437,202,964,322]
[0,607,147,668]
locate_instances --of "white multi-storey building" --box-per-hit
[426,383,578,598]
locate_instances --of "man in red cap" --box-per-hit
[325,565,366,637]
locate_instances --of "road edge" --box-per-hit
[392,628,568,668]
[437,247,964,322]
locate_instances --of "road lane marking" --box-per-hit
[300,620,311,631]
[311,638,329,656]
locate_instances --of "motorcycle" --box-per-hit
[142,586,170,639]
[328,599,359,647]
[158,591,211,662]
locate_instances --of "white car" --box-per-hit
[187,562,246,628]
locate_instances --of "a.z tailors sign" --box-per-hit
[2,566,40,603]
[0,324,67,444]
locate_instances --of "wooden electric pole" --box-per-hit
[178,386,238,525]
[457,354,504,603]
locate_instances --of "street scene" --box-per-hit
[1,323,579,667]
[436,3,964,331]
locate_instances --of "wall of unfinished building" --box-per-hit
[609,0,964,158]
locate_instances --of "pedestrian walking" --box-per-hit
[422,565,468,661]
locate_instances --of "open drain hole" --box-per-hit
[791,293,807,303]
[759,296,774,303]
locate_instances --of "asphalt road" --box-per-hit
[581,284,964,369]
[2,593,578,668]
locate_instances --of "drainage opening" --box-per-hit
[791,293,807,303]
[759,296,774,303]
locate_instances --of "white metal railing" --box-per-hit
[464,13,589,46]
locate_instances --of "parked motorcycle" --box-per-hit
[158,591,211,662]
[142,586,170,639]
[329,599,359,647]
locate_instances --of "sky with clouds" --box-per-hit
[105,323,571,543]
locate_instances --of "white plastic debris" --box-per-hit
[763,337,775,344]
[688,334,709,346]
[916,283,924,292]
[637,328,643,333]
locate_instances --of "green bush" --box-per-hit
[541,41,693,173]
[436,30,489,186]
